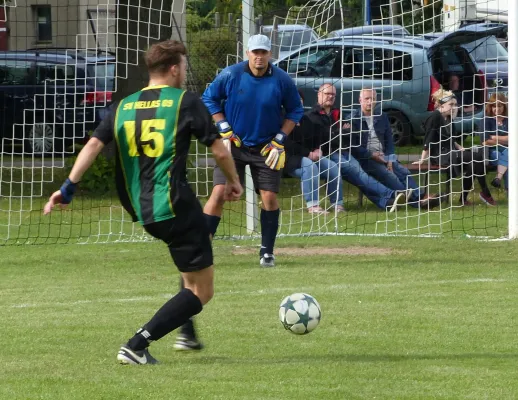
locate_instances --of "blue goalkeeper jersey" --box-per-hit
[202,61,304,147]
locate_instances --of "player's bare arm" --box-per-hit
[43,137,105,215]
[280,119,296,136]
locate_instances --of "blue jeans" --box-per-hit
[289,157,343,207]
[330,152,395,209]
[489,148,508,189]
[359,158,423,203]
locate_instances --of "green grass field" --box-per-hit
[2,236,518,399]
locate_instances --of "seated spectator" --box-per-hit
[349,88,438,209]
[445,73,474,114]
[285,91,344,214]
[479,93,508,190]
[306,84,409,212]
[414,88,496,206]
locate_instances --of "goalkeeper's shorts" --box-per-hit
[212,144,281,194]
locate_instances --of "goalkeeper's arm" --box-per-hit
[43,138,105,215]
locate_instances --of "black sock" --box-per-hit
[260,209,280,257]
[179,277,196,338]
[204,214,221,237]
[127,288,203,351]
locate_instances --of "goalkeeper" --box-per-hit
[201,34,303,267]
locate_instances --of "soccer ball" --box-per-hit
[279,293,321,335]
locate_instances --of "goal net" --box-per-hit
[0,0,513,245]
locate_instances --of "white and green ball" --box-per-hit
[279,293,321,335]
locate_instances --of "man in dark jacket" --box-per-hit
[287,83,407,212]
[284,93,344,214]
[350,88,434,207]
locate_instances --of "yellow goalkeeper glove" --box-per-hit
[260,132,287,171]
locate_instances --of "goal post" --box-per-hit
[508,0,517,238]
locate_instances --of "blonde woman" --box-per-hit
[413,89,496,206]
[480,93,508,190]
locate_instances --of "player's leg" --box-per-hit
[174,277,203,351]
[117,203,214,365]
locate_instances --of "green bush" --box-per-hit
[187,26,238,94]
[65,149,116,196]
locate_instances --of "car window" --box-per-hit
[431,46,468,77]
[0,60,33,85]
[286,46,340,77]
[278,30,317,51]
[36,62,76,85]
[463,36,508,62]
[87,62,115,91]
[343,48,412,81]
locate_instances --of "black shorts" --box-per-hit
[212,144,281,193]
[143,185,213,273]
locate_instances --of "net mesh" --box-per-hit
[0,0,511,245]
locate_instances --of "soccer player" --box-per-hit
[43,40,243,365]
[202,34,304,267]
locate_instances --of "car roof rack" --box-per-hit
[26,47,116,58]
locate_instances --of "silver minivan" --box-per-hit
[275,24,506,145]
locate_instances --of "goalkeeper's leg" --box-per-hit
[259,190,280,267]
[204,184,226,237]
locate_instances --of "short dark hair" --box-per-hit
[145,40,187,74]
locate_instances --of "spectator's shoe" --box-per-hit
[260,254,275,267]
[388,191,407,213]
[491,177,501,188]
[459,198,473,207]
[334,205,346,213]
[117,345,158,365]
[307,206,329,214]
[420,194,441,210]
[479,192,497,206]
[174,334,204,351]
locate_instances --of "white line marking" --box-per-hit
[4,278,506,309]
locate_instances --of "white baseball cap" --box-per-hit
[248,34,271,51]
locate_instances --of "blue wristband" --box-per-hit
[216,120,231,134]
[274,132,287,144]
[60,178,78,204]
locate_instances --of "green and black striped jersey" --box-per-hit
[92,85,218,225]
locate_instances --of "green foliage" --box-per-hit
[65,148,116,195]
[187,26,238,94]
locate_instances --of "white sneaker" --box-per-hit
[260,254,275,267]
[389,192,407,213]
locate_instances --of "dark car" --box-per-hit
[0,48,115,154]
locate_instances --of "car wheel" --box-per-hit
[386,110,411,146]
[25,123,63,155]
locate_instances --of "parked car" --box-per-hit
[260,24,319,60]
[326,24,410,38]
[275,23,506,145]
[0,48,115,154]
